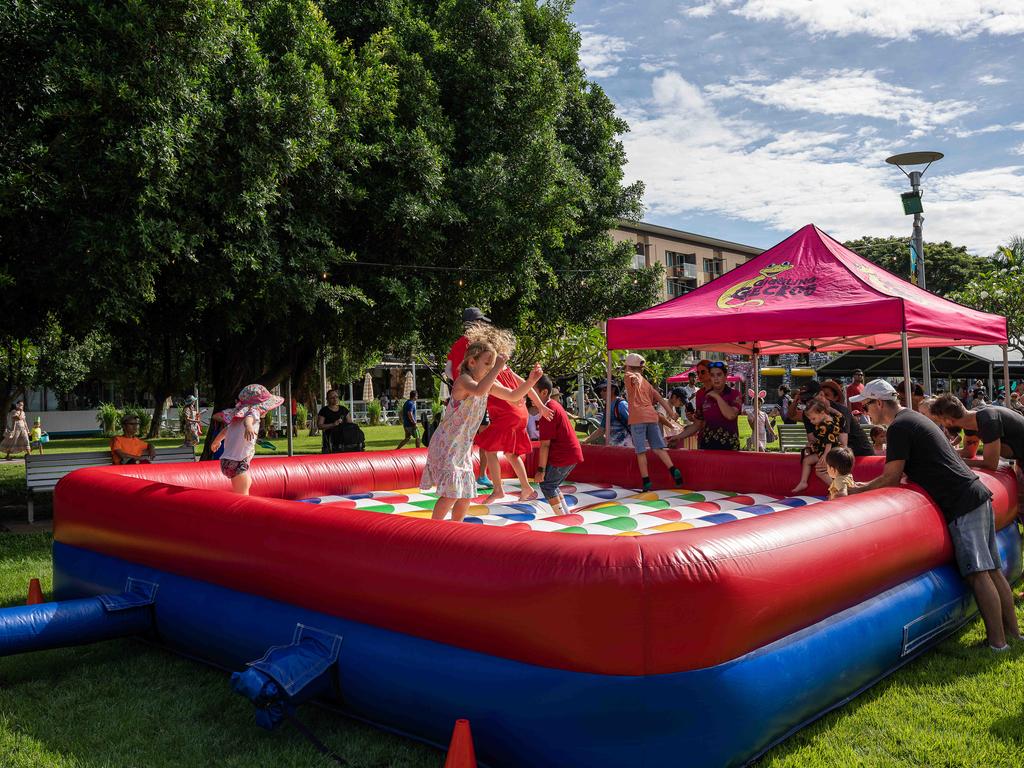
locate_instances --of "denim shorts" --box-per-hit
[630,422,665,454]
[948,500,1000,576]
[540,464,575,502]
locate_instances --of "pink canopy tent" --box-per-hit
[667,369,742,384]
[603,224,1010,449]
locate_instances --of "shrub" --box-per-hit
[96,402,121,437]
[296,403,309,432]
[366,399,382,426]
[121,405,151,436]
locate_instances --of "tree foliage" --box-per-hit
[842,236,980,297]
[1,0,656,431]
[948,235,1024,355]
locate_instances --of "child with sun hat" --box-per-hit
[211,384,284,496]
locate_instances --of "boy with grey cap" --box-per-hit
[849,379,1020,651]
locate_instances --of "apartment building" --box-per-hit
[611,220,763,301]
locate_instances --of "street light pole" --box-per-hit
[886,151,943,395]
[909,169,931,394]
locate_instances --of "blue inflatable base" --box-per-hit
[53,525,1022,768]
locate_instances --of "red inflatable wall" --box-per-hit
[53,447,1017,676]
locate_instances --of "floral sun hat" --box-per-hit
[220,384,285,423]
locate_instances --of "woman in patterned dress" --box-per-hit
[422,339,543,522]
[2,401,31,460]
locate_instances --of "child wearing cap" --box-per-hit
[623,353,684,491]
[211,384,284,495]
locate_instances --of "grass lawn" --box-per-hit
[6,423,1024,766]
[3,533,1024,767]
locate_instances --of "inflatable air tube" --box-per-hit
[50,448,1020,767]
[0,577,155,656]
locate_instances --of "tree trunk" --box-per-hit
[148,389,173,439]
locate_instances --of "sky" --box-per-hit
[570,0,1024,254]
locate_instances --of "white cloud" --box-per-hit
[1013,142,1024,156]
[639,62,666,73]
[978,74,1009,85]
[953,122,1024,138]
[620,71,1024,254]
[684,2,718,18]
[728,1,1024,39]
[707,69,975,134]
[578,26,631,78]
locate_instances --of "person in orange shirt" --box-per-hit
[110,416,156,464]
[623,353,684,491]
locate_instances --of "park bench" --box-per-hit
[778,424,808,453]
[24,445,195,524]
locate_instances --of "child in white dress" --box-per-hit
[422,339,543,522]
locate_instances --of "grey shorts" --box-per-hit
[540,464,575,501]
[948,500,1001,576]
[631,422,666,454]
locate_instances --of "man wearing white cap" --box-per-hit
[849,379,1020,651]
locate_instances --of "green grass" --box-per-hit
[3,535,1024,766]
[3,424,1024,765]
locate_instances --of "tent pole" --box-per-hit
[900,333,912,407]
[989,363,995,400]
[752,349,761,453]
[1003,345,1011,402]
[604,347,613,443]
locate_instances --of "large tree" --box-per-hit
[842,236,980,297]
[1,0,656,449]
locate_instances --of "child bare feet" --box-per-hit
[484,491,506,505]
[518,488,539,502]
[790,482,808,495]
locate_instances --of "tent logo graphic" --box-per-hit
[717,262,805,309]
[854,264,898,294]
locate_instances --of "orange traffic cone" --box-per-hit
[27,578,45,605]
[443,719,477,768]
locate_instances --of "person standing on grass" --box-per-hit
[181,395,202,447]
[395,391,420,449]
[846,369,866,422]
[849,380,1020,652]
[2,401,31,460]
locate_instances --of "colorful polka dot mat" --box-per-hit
[297,481,825,536]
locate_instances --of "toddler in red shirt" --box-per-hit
[532,375,584,514]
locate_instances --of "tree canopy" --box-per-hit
[842,235,980,298]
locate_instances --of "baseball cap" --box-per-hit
[849,379,899,403]
[623,352,646,367]
[462,307,491,323]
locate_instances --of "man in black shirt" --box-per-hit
[929,393,1024,471]
[849,380,1019,651]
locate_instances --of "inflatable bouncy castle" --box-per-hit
[2,445,1018,767]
